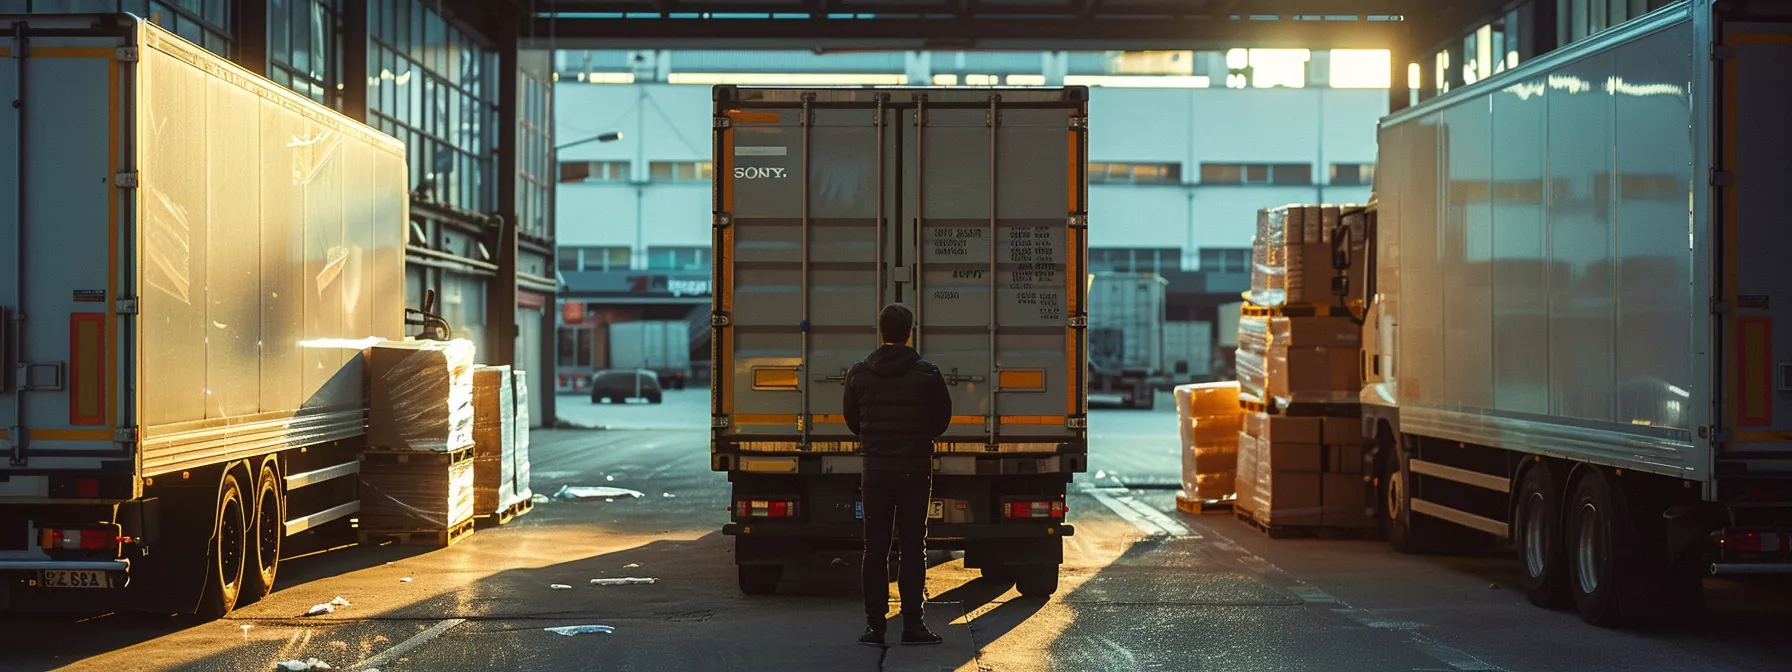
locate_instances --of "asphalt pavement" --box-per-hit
[4,389,1791,671]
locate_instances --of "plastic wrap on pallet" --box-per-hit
[1234,315,1272,400]
[1267,343,1359,408]
[473,365,517,516]
[359,452,476,530]
[511,370,532,500]
[1177,382,1243,500]
[1234,431,1259,515]
[366,339,476,452]
[1248,207,1290,307]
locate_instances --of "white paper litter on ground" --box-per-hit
[661,492,676,498]
[589,577,657,586]
[550,584,573,590]
[304,603,334,617]
[329,596,351,607]
[605,475,615,482]
[623,563,640,568]
[553,485,645,501]
[545,625,615,636]
[531,493,551,504]
[274,658,333,671]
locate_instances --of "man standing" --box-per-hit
[844,303,953,647]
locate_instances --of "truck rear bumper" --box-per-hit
[722,522,1073,539]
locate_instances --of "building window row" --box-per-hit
[366,0,498,215]
[557,159,1368,188]
[1089,162,1181,185]
[560,246,633,272]
[1199,162,1313,186]
[646,246,711,271]
[557,161,716,184]
[651,161,712,182]
[1198,248,1251,274]
[270,0,342,108]
[1090,248,1181,274]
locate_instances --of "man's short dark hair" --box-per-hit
[879,303,914,344]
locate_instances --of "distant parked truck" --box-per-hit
[1163,320,1214,383]
[608,320,691,389]
[1087,272,1167,409]
[1,15,407,616]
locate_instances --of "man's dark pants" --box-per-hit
[861,466,932,629]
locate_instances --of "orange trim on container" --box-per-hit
[734,414,797,425]
[998,369,1046,390]
[719,121,736,416]
[1737,317,1772,427]
[811,414,847,425]
[1000,415,1066,426]
[725,109,781,124]
[1066,127,1080,212]
[108,52,120,429]
[950,415,985,425]
[752,367,801,389]
[70,313,106,426]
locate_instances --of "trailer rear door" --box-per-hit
[713,87,1088,451]
[0,19,133,490]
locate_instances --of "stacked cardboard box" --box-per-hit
[366,339,477,452]
[357,449,476,534]
[472,365,519,517]
[1236,413,1373,528]
[1176,382,1243,502]
[1246,204,1368,309]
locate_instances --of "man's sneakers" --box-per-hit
[899,627,943,646]
[861,625,942,647]
[857,626,886,647]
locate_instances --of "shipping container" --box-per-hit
[608,320,692,388]
[1359,2,1792,627]
[1086,272,1165,408]
[0,14,407,616]
[1163,320,1213,382]
[711,86,1088,597]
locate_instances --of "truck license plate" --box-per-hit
[39,570,113,589]
[928,499,944,519]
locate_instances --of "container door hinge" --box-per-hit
[1066,417,1087,430]
[711,312,732,327]
[1069,316,1088,328]
[1067,214,1087,229]
[115,297,138,315]
[1710,169,1734,187]
[712,416,732,429]
[113,426,138,445]
[713,211,733,228]
[113,171,139,189]
[1699,426,1730,443]
[714,116,733,129]
[114,46,138,62]
[1069,116,1087,131]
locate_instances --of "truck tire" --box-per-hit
[243,463,284,604]
[198,474,249,619]
[979,566,1016,584]
[1514,462,1570,609]
[1566,468,1640,627]
[1014,566,1059,598]
[738,564,782,595]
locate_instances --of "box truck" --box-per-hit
[710,86,1089,597]
[1,14,407,616]
[1357,2,1792,627]
[608,320,692,389]
[1086,272,1166,409]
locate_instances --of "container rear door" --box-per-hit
[909,98,1083,448]
[0,27,131,486]
[1720,24,1792,475]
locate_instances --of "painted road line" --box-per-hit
[1084,487,1179,537]
[1115,494,1192,537]
[347,618,467,671]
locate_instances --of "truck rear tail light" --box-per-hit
[1004,500,1065,520]
[736,499,801,518]
[39,527,121,551]
[1718,530,1785,553]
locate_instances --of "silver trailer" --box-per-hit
[711,86,1089,597]
[608,319,692,388]
[1360,1,1792,627]
[1086,272,1166,408]
[1,15,407,615]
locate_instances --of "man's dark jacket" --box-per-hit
[843,344,954,470]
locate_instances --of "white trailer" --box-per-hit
[1360,1,1792,627]
[1,15,407,616]
[1087,272,1166,408]
[608,320,692,388]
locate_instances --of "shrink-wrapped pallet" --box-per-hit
[1177,382,1243,501]
[472,365,517,516]
[366,339,476,452]
[358,450,475,532]
[511,369,533,500]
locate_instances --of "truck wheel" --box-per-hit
[1014,566,1059,598]
[1566,469,1639,627]
[738,564,782,595]
[243,464,284,604]
[198,474,248,619]
[1515,462,1569,608]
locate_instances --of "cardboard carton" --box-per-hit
[1277,316,1362,348]
[1268,345,1359,406]
[1254,470,1322,527]
[1322,416,1365,446]
[1322,473,1374,527]
[366,339,476,452]
[472,365,517,516]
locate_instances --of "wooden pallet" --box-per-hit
[1175,492,1235,515]
[359,516,476,547]
[1239,302,1359,319]
[363,444,475,466]
[474,495,535,529]
[1233,510,1377,540]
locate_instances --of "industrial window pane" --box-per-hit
[649,162,674,181]
[1271,163,1311,185]
[1245,164,1270,183]
[1200,164,1242,184]
[290,0,310,74]
[204,0,224,25]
